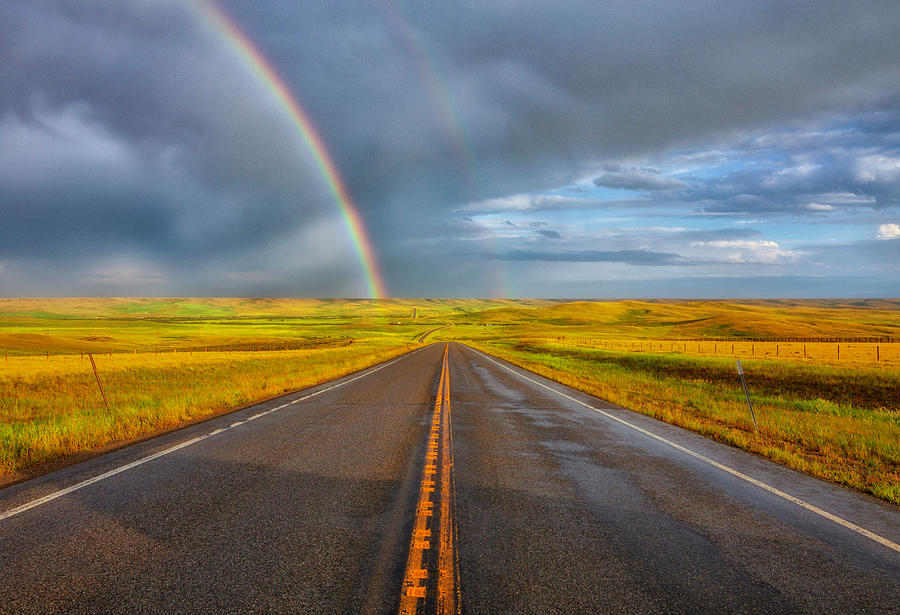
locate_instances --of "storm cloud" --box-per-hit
[2,1,899,296]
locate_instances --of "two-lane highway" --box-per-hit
[0,344,444,614]
[1,343,898,613]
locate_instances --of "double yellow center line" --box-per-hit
[398,344,460,615]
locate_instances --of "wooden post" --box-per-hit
[87,353,111,412]
[46,348,49,360]
[877,345,880,362]
[837,344,840,360]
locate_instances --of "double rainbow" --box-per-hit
[199,1,386,298]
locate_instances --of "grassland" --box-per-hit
[432,299,900,504]
[1,297,899,505]
[0,298,549,484]
[0,343,413,483]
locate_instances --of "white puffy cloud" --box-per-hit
[460,194,602,212]
[801,202,835,212]
[877,223,900,240]
[692,240,800,264]
[855,155,900,183]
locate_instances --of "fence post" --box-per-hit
[87,353,111,412]
[837,344,840,360]
[877,345,880,362]
[736,361,758,433]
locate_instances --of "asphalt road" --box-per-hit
[1,342,898,614]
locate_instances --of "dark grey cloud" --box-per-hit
[2,0,900,295]
[536,230,562,239]
[593,169,688,191]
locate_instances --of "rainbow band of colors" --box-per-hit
[199,0,386,298]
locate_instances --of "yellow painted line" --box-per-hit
[473,348,900,556]
[397,344,460,614]
[437,349,460,615]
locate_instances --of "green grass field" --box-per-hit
[1,297,898,504]
[427,299,900,504]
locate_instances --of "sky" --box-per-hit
[1,1,899,298]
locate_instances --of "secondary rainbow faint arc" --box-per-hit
[199,0,386,298]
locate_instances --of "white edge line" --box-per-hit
[0,346,428,522]
[471,347,900,555]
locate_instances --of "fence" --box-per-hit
[540,337,900,366]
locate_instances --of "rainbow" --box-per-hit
[198,1,386,298]
[381,1,476,194]
[380,4,519,297]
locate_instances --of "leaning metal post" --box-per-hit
[736,360,758,433]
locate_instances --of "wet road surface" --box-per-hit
[1,342,897,613]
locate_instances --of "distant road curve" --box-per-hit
[416,325,448,342]
[0,342,897,613]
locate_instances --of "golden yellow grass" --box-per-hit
[464,338,900,505]
[0,340,420,484]
[3,297,899,501]
[452,298,900,339]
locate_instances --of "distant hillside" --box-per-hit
[2,297,898,341]
[456,299,900,339]
[0,298,558,320]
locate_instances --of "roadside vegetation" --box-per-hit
[0,341,420,484]
[2,297,899,505]
[458,339,899,504]
[434,299,900,505]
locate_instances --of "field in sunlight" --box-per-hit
[432,299,900,504]
[2,297,898,504]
